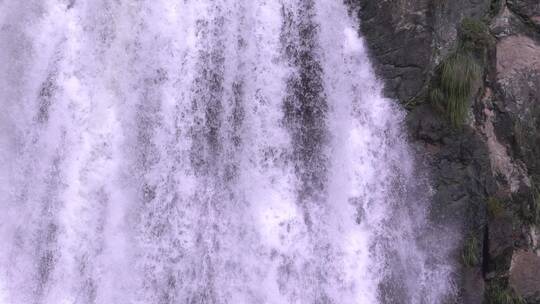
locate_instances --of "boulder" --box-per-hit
[494,35,540,179]
[509,250,540,301]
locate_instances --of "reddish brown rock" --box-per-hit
[509,250,540,301]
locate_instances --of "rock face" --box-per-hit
[351,0,540,302]
[355,0,491,104]
[496,36,540,78]
[494,35,540,184]
[355,0,432,102]
[510,250,540,302]
[507,0,540,29]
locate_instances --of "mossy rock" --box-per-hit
[430,51,481,127]
[485,278,526,304]
[428,17,494,128]
[458,17,494,53]
[462,233,481,267]
[488,197,507,219]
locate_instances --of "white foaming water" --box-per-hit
[0,1,457,303]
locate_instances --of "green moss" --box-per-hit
[485,280,526,304]
[428,18,492,127]
[458,17,493,52]
[487,197,506,218]
[429,88,445,107]
[462,233,480,267]
[430,52,481,127]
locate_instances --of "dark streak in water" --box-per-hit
[281,0,329,225]
[36,75,56,124]
[190,15,225,177]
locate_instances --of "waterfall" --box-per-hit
[0,1,457,303]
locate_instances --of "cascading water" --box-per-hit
[0,1,459,303]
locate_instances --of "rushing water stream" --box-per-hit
[0,1,457,303]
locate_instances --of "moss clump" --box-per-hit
[487,197,506,219]
[429,18,492,127]
[462,233,480,267]
[458,17,493,52]
[485,280,526,304]
[431,52,481,127]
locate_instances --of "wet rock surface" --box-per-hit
[352,0,540,302]
[355,0,432,102]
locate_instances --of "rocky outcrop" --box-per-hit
[494,34,540,184]
[509,250,540,302]
[352,0,540,302]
